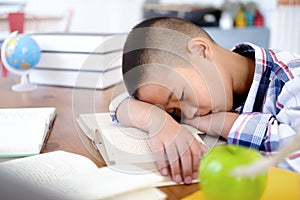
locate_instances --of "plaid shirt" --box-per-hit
[110,43,300,173]
[228,43,300,172]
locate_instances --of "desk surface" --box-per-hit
[0,77,198,200]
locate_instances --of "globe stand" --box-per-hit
[12,73,37,92]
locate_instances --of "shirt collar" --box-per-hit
[231,42,269,70]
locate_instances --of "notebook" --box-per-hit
[0,107,56,158]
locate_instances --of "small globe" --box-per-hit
[4,34,41,73]
[1,32,41,91]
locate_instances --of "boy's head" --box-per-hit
[122,17,215,96]
[122,17,230,119]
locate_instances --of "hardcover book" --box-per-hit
[0,107,56,158]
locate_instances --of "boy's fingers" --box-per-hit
[176,144,193,184]
[165,142,182,183]
[148,140,169,175]
[201,143,210,155]
[155,148,169,176]
[190,140,203,177]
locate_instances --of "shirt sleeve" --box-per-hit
[228,76,300,154]
[109,91,131,123]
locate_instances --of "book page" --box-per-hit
[0,107,56,157]
[44,164,163,200]
[0,107,56,124]
[0,151,98,185]
[79,113,156,163]
[0,151,164,199]
[98,127,156,163]
[78,113,206,164]
[78,113,154,159]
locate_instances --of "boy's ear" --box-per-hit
[186,38,213,59]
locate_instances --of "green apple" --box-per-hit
[199,144,267,200]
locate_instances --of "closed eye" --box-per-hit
[179,91,184,101]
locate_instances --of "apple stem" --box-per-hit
[230,127,300,177]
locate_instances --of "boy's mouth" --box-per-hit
[211,110,219,114]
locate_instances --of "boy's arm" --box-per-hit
[183,112,239,139]
[109,91,130,123]
[184,106,299,153]
[110,96,207,184]
[185,77,300,156]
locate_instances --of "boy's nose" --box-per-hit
[182,104,198,119]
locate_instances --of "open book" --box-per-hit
[0,150,166,200]
[0,107,56,158]
[76,113,225,186]
[77,112,207,163]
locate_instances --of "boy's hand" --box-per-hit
[148,112,208,184]
[116,98,208,184]
[183,112,239,139]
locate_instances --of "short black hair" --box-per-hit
[122,17,214,96]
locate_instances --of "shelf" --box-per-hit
[203,27,270,49]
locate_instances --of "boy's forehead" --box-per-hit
[145,66,185,85]
[137,83,172,106]
[140,68,194,98]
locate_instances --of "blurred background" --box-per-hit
[0,0,299,53]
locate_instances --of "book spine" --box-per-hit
[31,33,127,53]
[30,68,122,89]
[35,51,122,71]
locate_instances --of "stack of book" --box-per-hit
[29,33,127,89]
